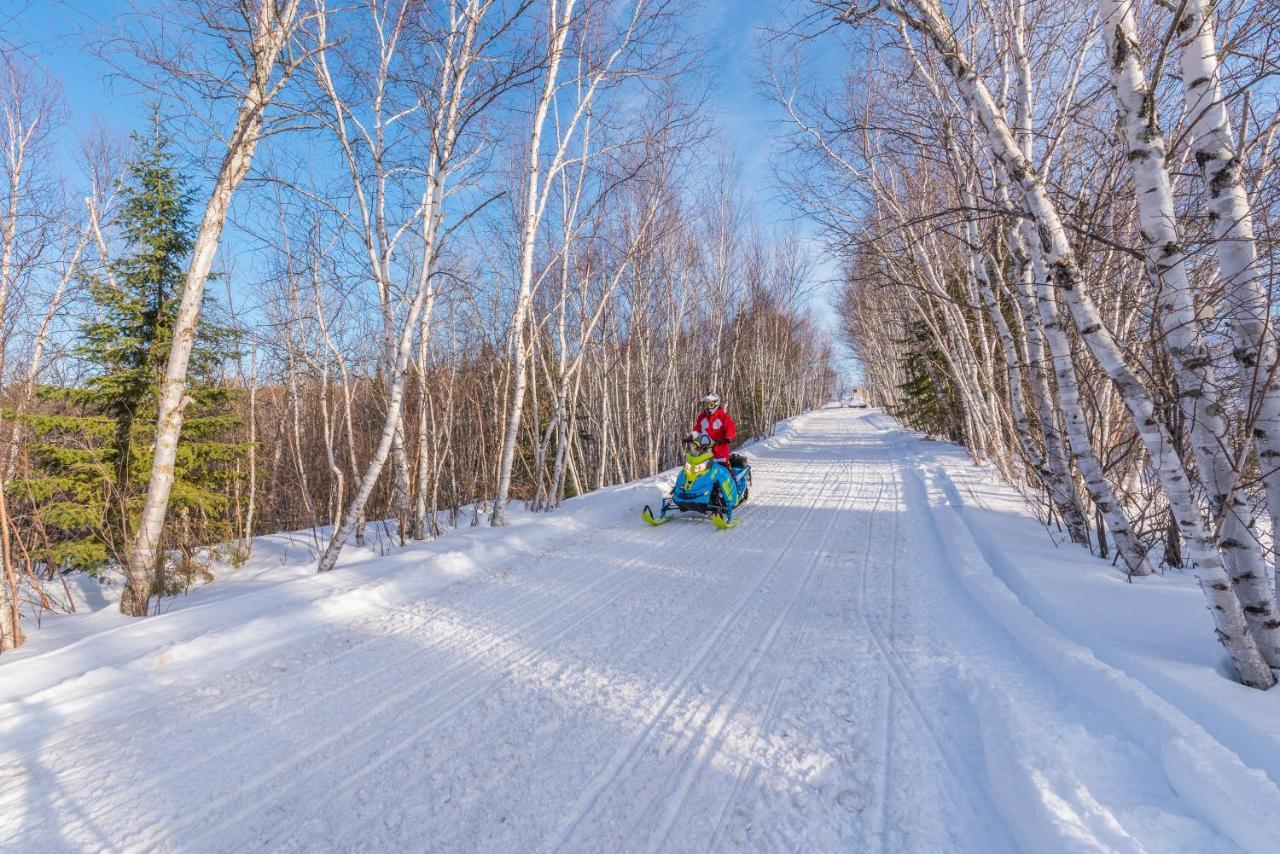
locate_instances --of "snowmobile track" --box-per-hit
[166,524,721,850]
[698,432,868,853]
[857,458,1016,849]
[639,458,865,853]
[177,471,826,852]
[624,419,869,851]
[544,463,846,851]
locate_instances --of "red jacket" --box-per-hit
[692,406,735,461]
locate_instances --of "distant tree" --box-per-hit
[892,321,960,443]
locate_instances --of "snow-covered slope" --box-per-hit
[3,406,1280,852]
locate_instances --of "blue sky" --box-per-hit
[691,0,790,221]
[9,1,142,125]
[10,0,858,379]
[14,1,794,214]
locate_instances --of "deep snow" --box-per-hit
[3,406,1280,852]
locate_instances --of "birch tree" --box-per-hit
[1099,0,1280,659]
[876,0,1274,686]
[313,0,525,572]
[0,52,81,650]
[123,0,308,615]
[491,0,673,525]
[1168,0,1280,615]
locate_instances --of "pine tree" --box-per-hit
[892,320,961,442]
[14,111,245,586]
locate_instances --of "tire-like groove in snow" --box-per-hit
[645,458,865,850]
[127,521,715,850]
[543,463,844,852]
[3,530,626,767]
[861,454,1016,849]
[640,456,865,853]
[697,423,869,854]
[177,473,821,852]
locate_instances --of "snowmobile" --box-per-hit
[642,434,751,529]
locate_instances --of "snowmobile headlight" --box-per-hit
[686,460,709,476]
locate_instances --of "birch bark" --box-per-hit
[494,0,648,523]
[1101,0,1280,661]
[123,0,304,615]
[315,0,488,571]
[1172,0,1280,619]
[887,0,1271,686]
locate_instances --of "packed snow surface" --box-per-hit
[4,406,1280,852]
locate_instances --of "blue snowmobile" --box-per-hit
[642,434,751,529]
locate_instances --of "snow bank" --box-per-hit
[0,477,667,711]
[882,422,1280,853]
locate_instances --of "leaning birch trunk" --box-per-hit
[994,172,1085,541]
[316,361,343,531]
[974,251,1051,485]
[1002,1,1096,551]
[314,280,364,546]
[314,177,442,571]
[310,0,480,569]
[1007,232,1087,543]
[1172,0,1280,614]
[491,0,577,526]
[1026,226,1150,577]
[960,168,1087,541]
[122,0,302,616]
[1101,0,1280,663]
[884,0,1273,686]
[317,281,435,572]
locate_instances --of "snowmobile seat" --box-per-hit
[729,452,748,470]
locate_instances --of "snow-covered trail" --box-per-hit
[0,407,1255,852]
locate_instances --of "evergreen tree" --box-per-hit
[14,111,245,583]
[892,319,963,443]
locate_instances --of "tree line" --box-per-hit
[772,0,1280,687]
[0,0,834,650]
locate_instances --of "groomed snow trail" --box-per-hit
[0,408,1252,852]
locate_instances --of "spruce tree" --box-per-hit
[892,320,962,443]
[15,111,245,584]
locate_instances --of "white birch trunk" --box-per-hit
[1173,0,1280,621]
[1009,232,1087,541]
[1101,0,1280,662]
[313,0,486,569]
[961,165,1088,540]
[317,281,435,572]
[999,49,1086,540]
[123,0,302,615]
[491,0,578,526]
[1027,224,1150,576]
[886,0,1273,686]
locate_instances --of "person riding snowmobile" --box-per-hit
[641,391,750,528]
[691,392,735,464]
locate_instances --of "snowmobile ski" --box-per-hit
[711,513,741,531]
[641,505,671,526]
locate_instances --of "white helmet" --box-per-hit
[699,391,720,409]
